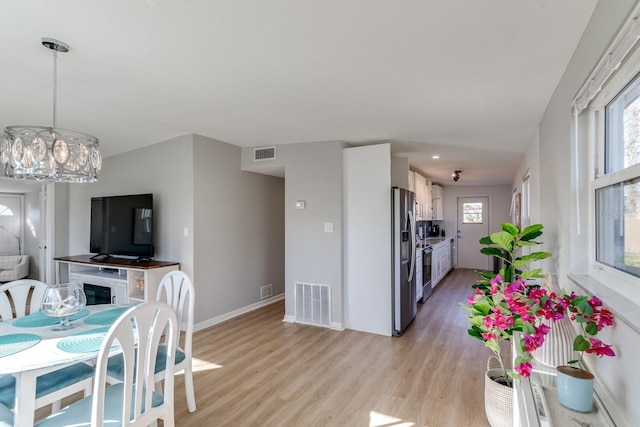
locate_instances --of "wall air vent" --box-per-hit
[253,146,276,161]
[295,282,331,328]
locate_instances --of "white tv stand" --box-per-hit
[55,255,180,304]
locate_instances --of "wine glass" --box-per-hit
[40,283,87,331]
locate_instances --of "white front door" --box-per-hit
[457,196,490,270]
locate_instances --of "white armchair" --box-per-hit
[0,255,29,283]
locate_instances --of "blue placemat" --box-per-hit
[57,326,113,354]
[0,333,41,357]
[83,306,131,326]
[12,309,90,328]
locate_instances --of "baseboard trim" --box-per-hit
[194,293,285,332]
[282,314,295,323]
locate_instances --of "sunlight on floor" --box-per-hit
[369,410,416,427]
[191,357,223,372]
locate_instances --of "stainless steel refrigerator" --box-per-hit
[391,187,417,336]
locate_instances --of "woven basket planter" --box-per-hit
[484,356,513,427]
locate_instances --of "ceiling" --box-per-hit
[0,0,597,190]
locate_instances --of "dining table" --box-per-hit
[0,303,134,427]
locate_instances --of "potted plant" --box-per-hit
[462,222,616,424]
[462,223,552,377]
[555,293,615,412]
[461,222,551,427]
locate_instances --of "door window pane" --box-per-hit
[596,178,640,277]
[463,202,483,224]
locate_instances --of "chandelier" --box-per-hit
[1,38,102,183]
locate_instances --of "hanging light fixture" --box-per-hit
[1,38,102,183]
[452,170,461,182]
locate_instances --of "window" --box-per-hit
[605,73,640,174]
[462,202,482,224]
[591,72,640,278]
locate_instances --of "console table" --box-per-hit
[54,255,180,304]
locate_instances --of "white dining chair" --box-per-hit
[0,280,94,415]
[106,270,196,412]
[34,301,178,427]
[0,279,47,320]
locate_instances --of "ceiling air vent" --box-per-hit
[253,146,276,161]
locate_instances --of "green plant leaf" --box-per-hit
[469,316,485,328]
[513,252,552,264]
[490,231,514,251]
[520,268,545,280]
[516,240,538,246]
[467,328,483,340]
[573,335,591,352]
[485,339,501,355]
[585,323,598,336]
[479,236,493,245]
[476,270,495,280]
[520,224,543,241]
[472,301,492,316]
[480,247,507,259]
[575,298,594,316]
[514,355,528,365]
[501,222,519,236]
[522,322,535,334]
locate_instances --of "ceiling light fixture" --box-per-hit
[1,38,102,183]
[432,155,440,159]
[452,170,461,182]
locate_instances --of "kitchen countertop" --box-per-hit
[416,237,453,249]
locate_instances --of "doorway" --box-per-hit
[456,196,490,270]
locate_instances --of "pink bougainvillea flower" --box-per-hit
[490,281,499,295]
[597,309,614,330]
[482,332,497,341]
[490,274,503,286]
[587,338,616,357]
[492,309,514,330]
[515,362,532,378]
[588,295,602,309]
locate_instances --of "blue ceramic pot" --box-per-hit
[557,365,594,413]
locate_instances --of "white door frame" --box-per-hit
[39,184,55,284]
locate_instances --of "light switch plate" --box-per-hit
[295,200,306,209]
[324,222,334,233]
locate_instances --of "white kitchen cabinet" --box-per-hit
[424,179,432,220]
[431,184,443,220]
[431,239,452,287]
[408,170,415,192]
[414,172,425,220]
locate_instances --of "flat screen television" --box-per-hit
[90,193,154,260]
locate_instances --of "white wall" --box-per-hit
[67,134,194,267]
[192,135,285,322]
[283,141,345,327]
[531,0,639,424]
[344,144,392,336]
[66,134,285,326]
[512,128,541,226]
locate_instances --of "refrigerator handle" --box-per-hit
[408,210,416,282]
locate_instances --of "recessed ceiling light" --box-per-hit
[432,155,440,159]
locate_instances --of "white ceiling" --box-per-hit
[0,0,597,189]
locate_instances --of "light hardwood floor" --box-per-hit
[40,268,492,426]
